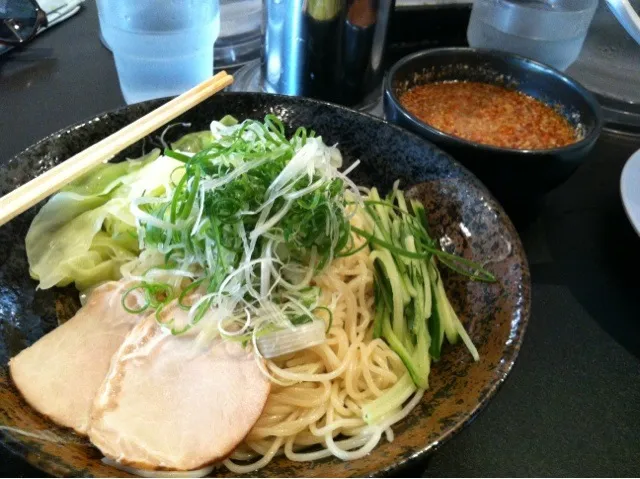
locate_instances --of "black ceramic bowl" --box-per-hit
[0,93,531,477]
[383,47,604,215]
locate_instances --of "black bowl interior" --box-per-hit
[386,47,602,152]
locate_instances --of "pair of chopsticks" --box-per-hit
[0,71,234,227]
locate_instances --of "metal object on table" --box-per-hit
[262,0,395,107]
[605,0,640,46]
[215,0,263,69]
[230,58,384,114]
[567,1,640,131]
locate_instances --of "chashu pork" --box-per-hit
[88,306,271,471]
[9,280,146,434]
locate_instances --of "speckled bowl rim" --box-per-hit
[0,92,531,477]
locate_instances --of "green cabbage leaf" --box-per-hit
[26,149,184,290]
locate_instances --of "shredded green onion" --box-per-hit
[128,116,357,338]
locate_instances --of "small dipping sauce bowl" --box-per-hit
[384,47,603,216]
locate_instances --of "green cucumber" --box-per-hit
[429,259,459,345]
[428,276,443,360]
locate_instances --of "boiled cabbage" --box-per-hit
[170,131,214,153]
[26,149,184,291]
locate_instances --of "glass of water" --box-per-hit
[97,0,221,104]
[467,0,598,71]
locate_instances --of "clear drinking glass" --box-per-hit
[97,0,221,104]
[467,0,598,71]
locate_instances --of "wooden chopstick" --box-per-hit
[0,71,234,227]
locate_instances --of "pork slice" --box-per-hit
[88,307,271,471]
[9,280,145,434]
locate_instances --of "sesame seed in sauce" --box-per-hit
[399,81,577,150]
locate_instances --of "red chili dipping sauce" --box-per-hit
[399,81,578,150]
